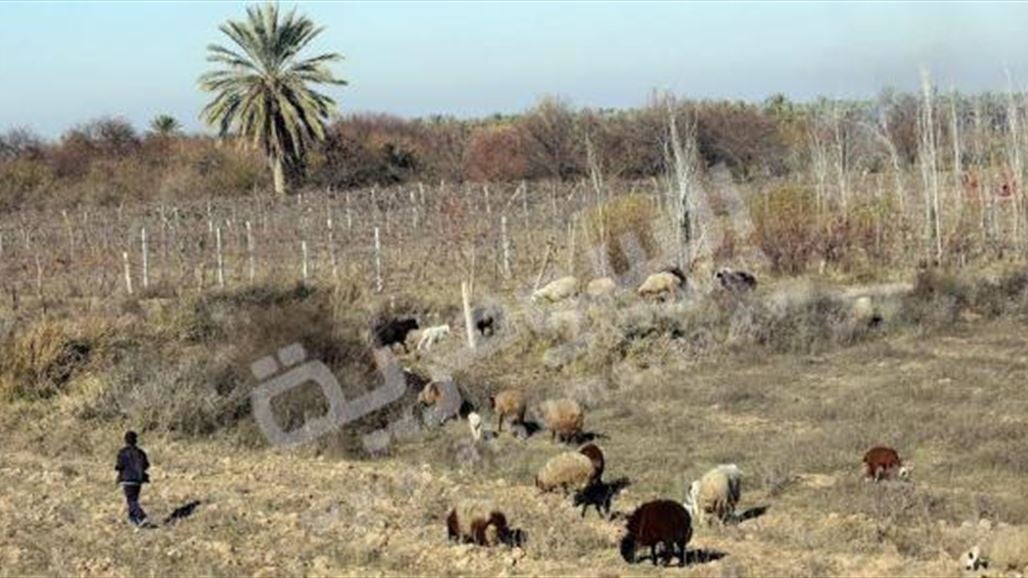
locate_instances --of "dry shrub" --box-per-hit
[464,123,530,182]
[751,183,817,274]
[583,194,661,276]
[0,317,114,400]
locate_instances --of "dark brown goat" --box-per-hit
[620,500,692,566]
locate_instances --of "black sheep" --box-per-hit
[715,268,757,292]
[573,477,630,519]
[372,317,418,350]
[619,500,692,566]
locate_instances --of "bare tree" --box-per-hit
[918,69,943,264]
[666,103,700,270]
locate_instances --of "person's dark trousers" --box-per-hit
[122,483,147,525]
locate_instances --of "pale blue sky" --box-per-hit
[2,1,1028,137]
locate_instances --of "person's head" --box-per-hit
[124,431,138,446]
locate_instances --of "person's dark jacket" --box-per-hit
[115,445,150,484]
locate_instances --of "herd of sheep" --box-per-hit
[372,266,1026,573]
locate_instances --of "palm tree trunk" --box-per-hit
[271,155,287,195]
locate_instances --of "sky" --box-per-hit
[3,1,1028,138]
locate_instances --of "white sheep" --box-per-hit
[532,276,579,303]
[637,268,686,300]
[684,464,742,526]
[416,323,450,351]
[964,526,1028,574]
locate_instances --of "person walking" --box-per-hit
[115,431,151,528]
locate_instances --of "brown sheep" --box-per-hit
[489,389,526,433]
[620,500,693,566]
[578,443,605,483]
[535,451,596,494]
[446,499,514,547]
[863,446,909,482]
[539,398,584,443]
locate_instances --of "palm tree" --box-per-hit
[198,2,345,194]
[149,114,182,137]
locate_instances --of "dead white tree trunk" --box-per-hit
[462,280,476,350]
[667,106,699,270]
[919,69,944,264]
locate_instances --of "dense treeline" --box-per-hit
[0,90,1016,210]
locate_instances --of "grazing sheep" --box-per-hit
[578,443,605,483]
[489,389,526,433]
[416,324,450,351]
[637,267,686,300]
[446,499,514,546]
[532,276,579,303]
[685,464,743,526]
[863,446,910,482]
[372,317,419,351]
[964,526,1028,574]
[535,451,596,494]
[586,277,617,298]
[715,268,757,292]
[620,500,692,566]
[539,398,584,443]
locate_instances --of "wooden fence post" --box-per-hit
[215,226,225,289]
[123,251,133,295]
[141,227,149,290]
[374,226,383,293]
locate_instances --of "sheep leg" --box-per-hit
[677,539,687,566]
[650,545,658,566]
[496,412,504,433]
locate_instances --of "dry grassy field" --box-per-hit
[1,267,1027,577]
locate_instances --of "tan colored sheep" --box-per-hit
[964,526,1028,574]
[489,389,526,433]
[532,276,579,303]
[535,451,595,494]
[539,398,584,443]
[637,268,686,300]
[586,277,617,298]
